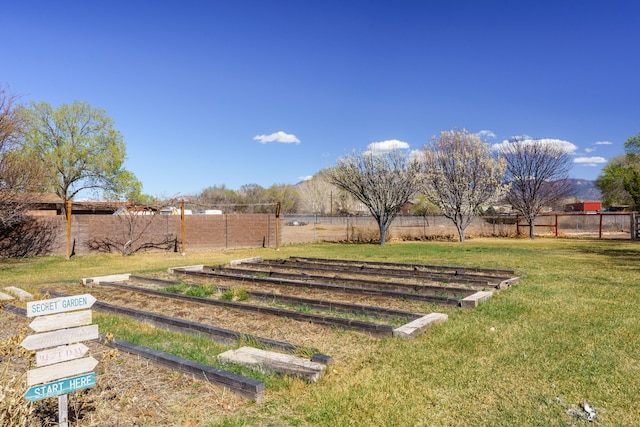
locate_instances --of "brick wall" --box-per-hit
[38,214,279,256]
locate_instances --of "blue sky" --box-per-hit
[3,1,639,198]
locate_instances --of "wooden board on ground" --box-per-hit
[461,291,494,308]
[393,313,448,339]
[218,346,326,382]
[106,338,265,401]
[4,286,33,301]
[0,291,15,301]
[80,273,130,286]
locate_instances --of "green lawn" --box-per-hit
[1,238,638,426]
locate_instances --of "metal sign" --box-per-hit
[26,294,97,317]
[23,373,96,402]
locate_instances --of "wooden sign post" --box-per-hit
[21,294,99,427]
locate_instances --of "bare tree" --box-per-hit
[265,183,299,214]
[495,137,575,238]
[332,189,360,215]
[297,174,333,214]
[411,194,441,236]
[237,183,268,213]
[422,129,507,242]
[86,206,176,256]
[0,88,57,257]
[325,148,422,246]
[198,184,240,212]
[0,89,22,149]
[1,89,36,224]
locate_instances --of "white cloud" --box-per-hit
[507,134,533,142]
[594,141,612,145]
[409,149,425,161]
[253,131,300,144]
[493,138,577,154]
[585,147,595,153]
[298,175,313,182]
[366,139,410,153]
[574,156,607,166]
[476,130,496,139]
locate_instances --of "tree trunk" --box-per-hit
[378,221,387,246]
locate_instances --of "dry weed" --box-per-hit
[0,329,34,427]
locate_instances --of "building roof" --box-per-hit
[0,192,64,204]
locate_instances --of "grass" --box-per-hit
[94,313,289,389]
[161,282,190,294]
[220,288,250,302]
[1,238,639,425]
[185,283,216,298]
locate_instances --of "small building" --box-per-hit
[0,192,64,216]
[114,205,158,216]
[564,201,602,212]
[195,209,223,215]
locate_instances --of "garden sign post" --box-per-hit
[21,294,99,427]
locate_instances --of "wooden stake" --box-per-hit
[275,202,281,250]
[59,394,69,427]
[180,199,186,254]
[66,201,72,259]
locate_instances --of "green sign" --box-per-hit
[23,373,96,402]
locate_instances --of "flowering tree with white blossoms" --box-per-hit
[422,129,508,242]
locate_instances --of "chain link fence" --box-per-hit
[282,213,636,244]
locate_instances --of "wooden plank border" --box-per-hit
[173,268,462,306]
[199,266,478,297]
[101,337,265,402]
[90,281,397,337]
[128,274,423,320]
[45,290,300,353]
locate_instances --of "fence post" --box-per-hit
[599,213,603,239]
[180,199,186,254]
[632,213,638,241]
[66,201,72,259]
[346,216,349,242]
[275,202,281,250]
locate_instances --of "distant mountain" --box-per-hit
[567,179,601,201]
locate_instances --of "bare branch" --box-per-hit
[496,138,575,238]
[325,148,422,245]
